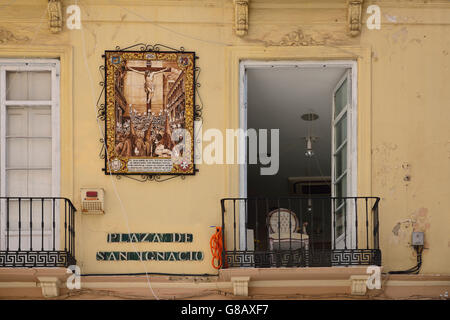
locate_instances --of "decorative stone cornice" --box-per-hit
[48,0,63,33]
[234,0,249,37]
[347,0,364,37]
[264,28,346,47]
[0,27,30,44]
[275,28,330,46]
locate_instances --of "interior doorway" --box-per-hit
[239,61,357,254]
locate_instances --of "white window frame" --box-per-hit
[331,69,356,249]
[0,58,60,250]
[238,60,357,250]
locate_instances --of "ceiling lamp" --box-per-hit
[301,112,319,121]
[305,136,316,157]
[301,112,319,158]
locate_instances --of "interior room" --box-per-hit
[246,65,350,255]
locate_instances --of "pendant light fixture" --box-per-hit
[301,112,319,214]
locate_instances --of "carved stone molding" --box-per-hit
[348,0,364,37]
[48,0,63,33]
[234,0,249,37]
[231,276,250,296]
[37,277,61,298]
[278,29,328,46]
[350,275,369,295]
[0,27,30,44]
[267,28,342,47]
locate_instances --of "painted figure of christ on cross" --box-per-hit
[126,65,170,110]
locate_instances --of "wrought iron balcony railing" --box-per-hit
[0,197,76,268]
[220,196,380,268]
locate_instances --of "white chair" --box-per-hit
[267,208,309,251]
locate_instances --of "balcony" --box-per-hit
[0,197,76,268]
[220,196,380,268]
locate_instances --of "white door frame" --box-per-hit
[0,58,61,251]
[238,60,358,251]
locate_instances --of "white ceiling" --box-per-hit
[247,66,348,196]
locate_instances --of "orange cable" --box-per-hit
[210,226,225,269]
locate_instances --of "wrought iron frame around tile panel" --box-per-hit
[96,43,202,182]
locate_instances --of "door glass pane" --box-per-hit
[335,206,345,238]
[335,175,347,199]
[335,113,347,147]
[5,71,27,101]
[335,175,347,208]
[29,106,52,137]
[334,78,347,117]
[28,72,52,100]
[6,107,27,136]
[6,138,28,168]
[335,145,347,178]
[29,139,52,168]
[28,169,52,197]
[6,170,27,197]
[6,71,51,101]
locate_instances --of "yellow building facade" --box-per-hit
[0,0,449,299]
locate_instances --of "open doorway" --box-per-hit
[240,61,357,259]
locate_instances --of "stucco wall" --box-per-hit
[0,0,449,275]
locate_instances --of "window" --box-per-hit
[0,59,60,250]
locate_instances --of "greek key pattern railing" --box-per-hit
[0,197,76,268]
[225,249,381,268]
[0,251,76,268]
[221,196,381,268]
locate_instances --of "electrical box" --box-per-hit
[412,231,424,246]
[81,188,104,215]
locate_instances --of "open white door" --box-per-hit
[331,70,354,249]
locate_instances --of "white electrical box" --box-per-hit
[412,231,424,246]
[81,188,105,215]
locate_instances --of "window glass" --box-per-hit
[334,78,347,117]
[335,144,347,178]
[29,107,52,137]
[6,71,51,101]
[335,208,345,238]
[335,113,347,147]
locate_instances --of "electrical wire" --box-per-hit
[76,0,160,300]
[388,245,424,274]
